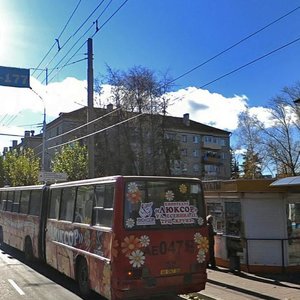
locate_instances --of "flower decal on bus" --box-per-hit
[121,235,141,257]
[197,250,206,263]
[165,190,175,201]
[127,182,142,204]
[194,232,209,263]
[125,218,135,228]
[121,235,151,268]
[179,184,188,194]
[128,182,139,193]
[111,234,119,260]
[198,217,204,226]
[139,235,150,247]
[129,249,145,268]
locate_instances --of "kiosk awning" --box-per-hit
[270,176,300,187]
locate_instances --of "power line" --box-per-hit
[36,0,107,81]
[47,112,144,150]
[46,0,128,84]
[46,107,122,142]
[0,133,24,137]
[91,0,129,38]
[32,0,82,77]
[199,36,300,89]
[169,5,300,85]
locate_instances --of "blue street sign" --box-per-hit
[0,66,30,88]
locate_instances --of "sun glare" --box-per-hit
[0,6,15,62]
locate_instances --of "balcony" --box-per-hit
[202,141,222,150]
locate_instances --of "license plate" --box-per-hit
[160,268,180,275]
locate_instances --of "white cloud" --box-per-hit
[0,78,277,153]
[166,87,248,131]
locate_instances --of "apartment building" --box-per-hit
[164,113,231,179]
[4,106,231,180]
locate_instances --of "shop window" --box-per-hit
[225,202,241,236]
[287,203,300,265]
[206,202,224,233]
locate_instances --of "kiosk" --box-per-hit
[203,178,300,273]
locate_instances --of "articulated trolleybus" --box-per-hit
[0,176,209,299]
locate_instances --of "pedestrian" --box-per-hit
[207,215,217,269]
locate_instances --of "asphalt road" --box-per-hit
[0,244,213,300]
[0,244,102,300]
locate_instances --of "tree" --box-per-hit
[0,156,5,187]
[235,108,266,177]
[3,149,40,186]
[241,150,263,179]
[230,149,240,179]
[235,82,300,177]
[259,85,300,176]
[51,142,88,181]
[95,66,178,176]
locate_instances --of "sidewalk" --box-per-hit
[198,268,300,300]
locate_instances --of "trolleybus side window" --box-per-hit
[75,185,93,224]
[6,191,14,212]
[12,190,21,213]
[0,191,7,211]
[29,190,42,216]
[60,187,76,222]
[93,184,114,227]
[20,190,30,214]
[49,189,61,219]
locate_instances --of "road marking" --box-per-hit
[8,279,25,295]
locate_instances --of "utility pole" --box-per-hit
[41,68,48,175]
[87,38,95,178]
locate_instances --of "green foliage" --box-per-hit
[230,150,240,179]
[0,156,5,187]
[241,150,263,179]
[3,149,40,186]
[51,142,88,181]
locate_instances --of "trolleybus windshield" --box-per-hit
[124,179,204,229]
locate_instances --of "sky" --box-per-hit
[0,0,300,152]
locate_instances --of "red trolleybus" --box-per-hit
[0,176,209,299]
[0,184,47,261]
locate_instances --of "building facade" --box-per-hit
[4,106,231,180]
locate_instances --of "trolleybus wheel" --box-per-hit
[77,258,91,298]
[24,237,34,262]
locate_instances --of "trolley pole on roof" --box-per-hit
[87,38,95,178]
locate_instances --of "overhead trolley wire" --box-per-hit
[46,107,122,142]
[199,36,300,89]
[32,0,82,77]
[37,0,107,81]
[47,112,144,151]
[168,5,300,85]
[46,0,128,84]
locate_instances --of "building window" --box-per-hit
[193,149,200,157]
[182,163,188,172]
[193,135,200,144]
[182,135,187,143]
[181,148,187,156]
[193,164,200,172]
[219,138,226,146]
[166,133,176,140]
